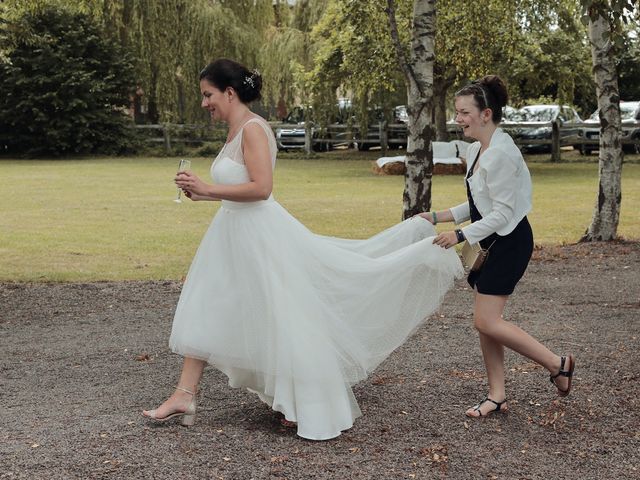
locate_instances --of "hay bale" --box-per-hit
[372,160,406,175]
[373,158,466,176]
[433,162,466,175]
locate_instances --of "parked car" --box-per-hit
[515,105,582,153]
[503,105,522,121]
[275,99,352,152]
[499,106,525,137]
[356,105,409,151]
[580,101,640,155]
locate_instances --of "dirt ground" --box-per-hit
[1,241,639,480]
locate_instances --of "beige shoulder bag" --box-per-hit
[461,239,496,272]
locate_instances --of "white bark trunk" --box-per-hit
[582,10,623,241]
[387,0,436,219]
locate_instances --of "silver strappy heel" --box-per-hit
[142,386,197,426]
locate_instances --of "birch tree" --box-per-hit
[580,0,637,241]
[386,0,436,218]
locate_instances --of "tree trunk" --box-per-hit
[433,73,452,141]
[581,9,623,242]
[387,0,436,219]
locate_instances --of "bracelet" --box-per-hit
[455,229,465,243]
[432,211,438,224]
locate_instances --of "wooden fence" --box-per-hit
[135,120,640,160]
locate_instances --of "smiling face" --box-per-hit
[200,79,230,122]
[454,95,493,141]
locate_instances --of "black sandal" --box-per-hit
[550,355,575,397]
[466,396,508,418]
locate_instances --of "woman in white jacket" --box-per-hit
[420,76,575,417]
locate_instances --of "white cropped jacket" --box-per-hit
[450,128,532,245]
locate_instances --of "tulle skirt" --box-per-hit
[169,199,463,440]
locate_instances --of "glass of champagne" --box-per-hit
[174,159,191,203]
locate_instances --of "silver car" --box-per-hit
[275,99,352,152]
[580,101,640,155]
[515,105,582,153]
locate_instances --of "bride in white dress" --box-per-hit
[143,59,463,440]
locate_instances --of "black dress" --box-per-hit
[466,151,534,296]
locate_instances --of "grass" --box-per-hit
[1,149,638,282]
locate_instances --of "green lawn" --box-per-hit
[1,151,638,281]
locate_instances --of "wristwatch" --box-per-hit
[455,229,465,243]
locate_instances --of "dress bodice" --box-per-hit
[211,117,277,187]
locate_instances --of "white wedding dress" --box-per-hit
[169,117,463,440]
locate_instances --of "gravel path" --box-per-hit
[1,241,639,479]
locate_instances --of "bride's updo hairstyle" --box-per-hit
[455,75,508,124]
[199,58,263,104]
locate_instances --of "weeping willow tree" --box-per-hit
[94,0,274,123]
[258,0,329,116]
[3,0,335,124]
[2,0,276,123]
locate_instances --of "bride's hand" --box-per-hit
[182,190,209,202]
[175,171,211,198]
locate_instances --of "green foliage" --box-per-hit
[0,4,137,156]
[259,24,311,110]
[618,31,640,100]
[90,0,274,123]
[303,0,409,128]
[2,0,277,124]
[580,0,639,57]
[258,1,329,115]
[506,1,595,115]
[437,1,521,82]
[195,141,225,157]
[304,0,597,123]
[579,1,640,102]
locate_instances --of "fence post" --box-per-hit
[380,121,388,155]
[304,122,313,155]
[163,123,172,154]
[551,120,561,162]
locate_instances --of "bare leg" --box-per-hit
[473,292,561,370]
[142,357,206,419]
[466,292,569,416]
[479,332,505,400]
[176,357,206,392]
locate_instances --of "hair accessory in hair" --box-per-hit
[471,80,489,109]
[243,69,259,89]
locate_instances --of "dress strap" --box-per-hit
[242,117,273,137]
[239,117,277,164]
[467,150,481,179]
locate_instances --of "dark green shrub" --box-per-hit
[0,6,137,156]
[196,142,225,157]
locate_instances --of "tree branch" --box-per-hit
[385,0,413,85]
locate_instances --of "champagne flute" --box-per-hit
[174,159,191,203]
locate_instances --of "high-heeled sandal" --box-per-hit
[465,396,508,418]
[142,386,197,426]
[550,355,575,397]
